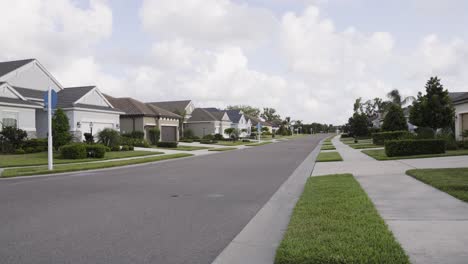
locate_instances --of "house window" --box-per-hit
[1,111,18,128]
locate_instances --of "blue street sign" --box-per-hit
[257,123,262,132]
[44,90,58,109]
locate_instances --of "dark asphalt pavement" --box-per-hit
[0,135,326,264]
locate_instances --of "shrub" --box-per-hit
[52,108,72,149]
[382,104,408,132]
[372,131,411,145]
[148,128,161,145]
[111,145,120,152]
[134,140,150,148]
[200,139,218,144]
[214,133,224,140]
[23,138,48,149]
[83,133,94,144]
[341,133,352,138]
[385,139,446,157]
[128,145,134,151]
[35,146,46,152]
[24,147,35,153]
[203,134,214,140]
[14,148,25,155]
[242,139,251,142]
[415,127,435,139]
[179,138,193,143]
[98,128,121,148]
[60,143,87,159]
[131,131,145,140]
[436,131,457,150]
[183,129,195,139]
[121,145,130,151]
[85,144,106,158]
[156,141,178,148]
[0,126,28,152]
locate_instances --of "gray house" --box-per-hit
[185,108,232,138]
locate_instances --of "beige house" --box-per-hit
[105,95,181,142]
[185,108,232,138]
[450,92,468,140]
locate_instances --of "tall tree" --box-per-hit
[409,77,455,131]
[382,104,408,131]
[52,108,72,149]
[387,89,415,107]
[226,105,261,118]
[348,113,370,138]
[261,108,281,121]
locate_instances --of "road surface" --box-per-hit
[0,135,326,264]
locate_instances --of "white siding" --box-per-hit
[67,109,120,141]
[77,89,109,107]
[0,86,18,98]
[0,105,36,131]
[455,102,468,140]
[2,62,61,92]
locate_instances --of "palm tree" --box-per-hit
[387,89,415,107]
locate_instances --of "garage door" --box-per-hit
[161,126,177,142]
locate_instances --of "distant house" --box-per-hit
[449,92,468,140]
[246,115,273,133]
[185,108,232,138]
[0,59,122,140]
[105,95,181,142]
[205,109,251,137]
[147,100,195,137]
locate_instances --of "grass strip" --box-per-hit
[348,144,381,149]
[245,141,272,147]
[1,153,193,178]
[153,146,211,151]
[316,151,343,162]
[208,147,237,152]
[0,151,160,168]
[213,141,246,146]
[363,149,468,160]
[275,174,409,264]
[407,168,468,202]
[321,145,336,150]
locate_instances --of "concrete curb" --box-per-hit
[211,139,323,264]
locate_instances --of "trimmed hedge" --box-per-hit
[61,143,87,159]
[385,139,446,157]
[85,144,106,158]
[156,141,178,148]
[372,131,411,145]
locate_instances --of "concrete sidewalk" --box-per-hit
[313,137,468,264]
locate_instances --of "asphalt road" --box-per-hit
[0,135,327,264]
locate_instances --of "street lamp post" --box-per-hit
[90,122,94,135]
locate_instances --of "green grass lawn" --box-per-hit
[1,153,193,178]
[316,151,343,162]
[363,149,468,160]
[0,151,160,168]
[208,147,237,152]
[245,141,272,147]
[348,143,381,149]
[213,141,247,146]
[321,145,336,150]
[407,168,468,202]
[152,145,211,151]
[275,174,409,264]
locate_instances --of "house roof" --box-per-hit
[57,86,95,108]
[187,108,219,122]
[245,114,273,126]
[148,100,191,114]
[202,108,232,121]
[105,95,180,118]
[0,97,41,107]
[225,110,243,123]
[13,86,46,100]
[449,92,468,104]
[0,59,34,77]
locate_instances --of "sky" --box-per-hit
[1,0,468,124]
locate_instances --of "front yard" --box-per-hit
[1,153,193,178]
[407,168,468,202]
[0,151,159,168]
[363,149,468,160]
[275,174,409,264]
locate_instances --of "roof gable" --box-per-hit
[0,59,34,77]
[148,100,192,114]
[0,59,63,91]
[75,87,114,108]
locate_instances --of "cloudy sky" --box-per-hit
[1,0,468,124]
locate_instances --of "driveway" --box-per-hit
[0,134,326,264]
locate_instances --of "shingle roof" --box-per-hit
[449,92,468,104]
[105,95,180,118]
[202,108,231,121]
[187,108,219,122]
[0,59,35,78]
[225,110,243,123]
[148,100,191,114]
[0,97,41,107]
[245,115,273,126]
[13,86,45,99]
[57,86,95,108]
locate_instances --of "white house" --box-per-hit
[450,92,468,140]
[0,59,122,141]
[224,109,251,137]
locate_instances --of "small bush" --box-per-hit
[128,145,134,151]
[85,144,106,158]
[0,126,28,152]
[121,145,130,151]
[372,131,411,145]
[156,141,178,148]
[98,128,121,148]
[416,127,435,139]
[179,138,193,143]
[200,139,218,144]
[385,139,446,157]
[35,146,46,152]
[214,133,224,140]
[148,128,160,145]
[183,129,195,139]
[341,133,352,138]
[23,138,48,149]
[111,146,120,152]
[24,147,35,153]
[242,139,251,142]
[131,131,145,140]
[60,143,87,159]
[203,134,214,140]
[83,133,94,144]
[14,148,25,155]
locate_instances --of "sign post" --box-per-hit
[257,123,262,142]
[44,88,57,171]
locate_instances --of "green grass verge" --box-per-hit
[316,151,343,162]
[0,151,159,168]
[407,168,468,202]
[321,145,336,150]
[275,174,409,264]
[213,141,246,146]
[152,145,211,151]
[208,147,237,152]
[245,141,272,147]
[1,153,193,178]
[362,149,468,160]
[348,144,381,149]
